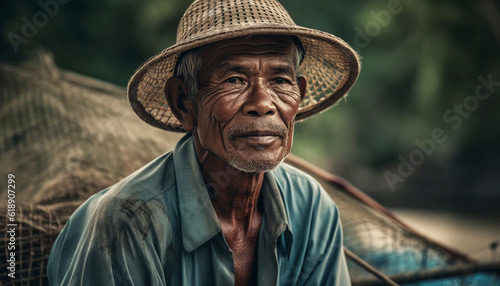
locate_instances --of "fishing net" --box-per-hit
[1,58,498,285]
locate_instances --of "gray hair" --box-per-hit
[174,36,305,103]
[174,47,202,103]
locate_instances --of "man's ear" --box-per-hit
[297,76,307,102]
[165,76,196,131]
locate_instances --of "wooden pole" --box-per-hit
[344,247,399,286]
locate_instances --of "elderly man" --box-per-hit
[47,0,359,285]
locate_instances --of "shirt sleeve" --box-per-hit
[47,192,170,285]
[301,199,351,286]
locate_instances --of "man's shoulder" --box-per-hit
[71,151,178,231]
[110,151,175,202]
[48,152,180,284]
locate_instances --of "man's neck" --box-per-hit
[197,148,264,233]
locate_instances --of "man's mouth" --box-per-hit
[227,122,288,148]
[229,122,287,137]
[235,130,283,144]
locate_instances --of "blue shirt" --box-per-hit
[47,133,350,285]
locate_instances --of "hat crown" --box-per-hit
[177,0,296,43]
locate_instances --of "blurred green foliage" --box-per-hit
[1,0,499,213]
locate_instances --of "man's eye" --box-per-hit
[273,78,289,84]
[225,77,243,84]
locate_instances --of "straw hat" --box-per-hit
[128,0,360,132]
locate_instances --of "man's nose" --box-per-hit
[242,82,277,116]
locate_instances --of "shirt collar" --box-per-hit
[173,133,293,255]
[173,133,221,253]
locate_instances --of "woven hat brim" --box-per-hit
[127,24,360,132]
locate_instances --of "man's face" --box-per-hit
[190,35,306,173]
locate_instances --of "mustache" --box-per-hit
[227,121,288,140]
